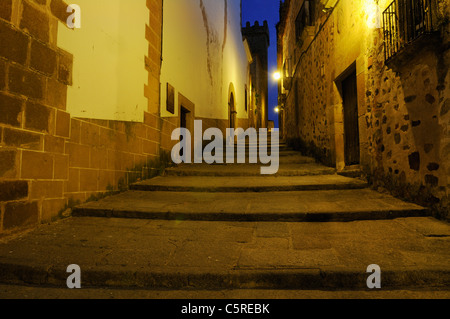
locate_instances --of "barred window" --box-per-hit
[383,0,434,61]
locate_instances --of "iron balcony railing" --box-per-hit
[383,0,434,61]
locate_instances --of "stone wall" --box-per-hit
[0,0,164,235]
[66,113,163,204]
[364,22,450,220]
[278,0,450,219]
[243,21,270,129]
[279,0,337,166]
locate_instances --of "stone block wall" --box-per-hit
[364,26,450,219]
[281,0,336,166]
[242,21,270,129]
[66,114,162,204]
[160,116,178,153]
[279,0,449,219]
[0,0,73,232]
[0,0,164,235]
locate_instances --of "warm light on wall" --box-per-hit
[364,0,381,29]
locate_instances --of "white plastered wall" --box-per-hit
[57,0,148,122]
[160,0,249,122]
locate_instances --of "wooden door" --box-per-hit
[229,93,236,129]
[180,106,189,157]
[342,71,360,166]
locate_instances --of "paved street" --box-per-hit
[1,284,449,299]
[0,144,449,298]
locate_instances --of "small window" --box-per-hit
[167,83,175,114]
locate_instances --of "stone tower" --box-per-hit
[242,21,270,129]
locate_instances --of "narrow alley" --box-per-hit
[0,0,449,302]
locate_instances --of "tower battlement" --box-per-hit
[242,20,270,47]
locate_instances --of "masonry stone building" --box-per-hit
[0,0,255,234]
[277,0,450,219]
[243,20,270,129]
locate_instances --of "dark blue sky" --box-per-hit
[242,0,280,127]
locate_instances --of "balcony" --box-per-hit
[383,0,438,62]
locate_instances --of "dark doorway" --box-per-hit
[229,93,236,129]
[342,71,360,166]
[180,106,189,129]
[180,106,190,157]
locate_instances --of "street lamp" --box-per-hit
[274,107,280,113]
[272,71,281,81]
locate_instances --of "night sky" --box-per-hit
[242,0,280,127]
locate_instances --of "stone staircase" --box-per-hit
[74,142,426,222]
[0,142,449,296]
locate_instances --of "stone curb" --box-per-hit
[165,168,337,177]
[129,182,369,193]
[72,207,430,222]
[0,263,448,290]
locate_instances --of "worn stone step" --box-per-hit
[2,284,450,299]
[215,146,293,154]
[130,175,369,192]
[72,189,428,222]
[277,154,316,164]
[199,153,314,165]
[165,163,336,177]
[0,217,448,290]
[213,150,303,157]
[338,165,363,178]
[1,263,447,291]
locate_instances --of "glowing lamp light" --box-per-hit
[274,107,280,113]
[273,72,281,81]
[365,0,381,29]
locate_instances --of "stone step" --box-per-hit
[199,153,314,165]
[276,154,317,164]
[338,165,363,178]
[0,217,448,291]
[130,175,369,192]
[165,163,336,177]
[2,285,450,299]
[216,145,293,153]
[72,189,428,222]
[213,150,301,157]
